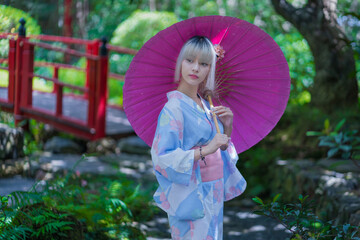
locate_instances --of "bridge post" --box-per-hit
[94,37,108,139]
[21,39,34,109]
[86,39,100,133]
[8,39,16,104]
[85,40,99,99]
[13,18,27,126]
[52,66,59,94]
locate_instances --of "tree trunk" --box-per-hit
[271,0,358,112]
[64,0,72,38]
[75,0,89,39]
[217,0,226,16]
[149,0,156,11]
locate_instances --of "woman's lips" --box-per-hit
[189,74,199,79]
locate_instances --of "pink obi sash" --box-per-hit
[193,147,224,182]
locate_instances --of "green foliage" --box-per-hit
[0,5,41,58]
[34,42,66,64]
[0,112,42,156]
[252,194,360,239]
[110,10,178,50]
[0,111,14,127]
[1,194,80,240]
[0,4,41,34]
[86,0,138,40]
[337,1,360,84]
[22,119,48,155]
[238,146,282,197]
[0,156,154,239]
[109,10,178,106]
[307,119,360,161]
[0,70,8,87]
[274,33,314,105]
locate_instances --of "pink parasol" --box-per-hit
[124,15,290,154]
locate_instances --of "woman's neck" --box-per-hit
[177,81,199,100]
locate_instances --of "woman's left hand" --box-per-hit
[211,106,233,130]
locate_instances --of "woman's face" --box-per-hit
[181,55,210,87]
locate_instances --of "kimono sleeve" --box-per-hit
[222,140,247,201]
[151,106,195,186]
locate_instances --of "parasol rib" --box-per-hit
[216,35,267,73]
[220,88,288,111]
[126,90,171,109]
[174,24,185,43]
[222,97,269,138]
[128,75,175,80]
[143,45,177,63]
[134,60,175,70]
[228,92,282,124]
[157,32,179,52]
[225,61,289,75]
[218,81,290,96]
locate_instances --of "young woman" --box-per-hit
[151,36,247,240]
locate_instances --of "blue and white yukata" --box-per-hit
[151,90,247,240]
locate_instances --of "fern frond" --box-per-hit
[8,191,43,208]
[108,198,133,218]
[31,220,74,238]
[0,225,32,240]
[125,184,140,202]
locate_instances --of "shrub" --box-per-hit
[307,119,360,161]
[0,5,41,58]
[0,194,82,240]
[252,194,360,239]
[0,155,155,239]
[110,10,178,50]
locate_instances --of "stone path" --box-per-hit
[144,207,291,240]
[0,87,133,136]
[0,176,36,196]
[0,152,291,239]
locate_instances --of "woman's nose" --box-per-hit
[192,62,199,72]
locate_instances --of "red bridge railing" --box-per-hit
[0,18,137,140]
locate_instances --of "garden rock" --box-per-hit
[317,158,360,173]
[44,136,82,154]
[350,210,360,226]
[87,137,118,154]
[0,123,24,159]
[271,159,360,227]
[117,136,150,155]
[0,158,27,177]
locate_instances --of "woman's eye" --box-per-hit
[201,63,209,67]
[186,59,193,63]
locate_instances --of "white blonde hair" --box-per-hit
[174,36,216,93]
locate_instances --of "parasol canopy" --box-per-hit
[124,15,290,154]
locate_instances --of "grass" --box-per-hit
[0,69,53,92]
[0,70,8,87]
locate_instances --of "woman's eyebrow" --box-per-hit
[186,54,196,59]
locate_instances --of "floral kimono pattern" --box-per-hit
[151,90,247,240]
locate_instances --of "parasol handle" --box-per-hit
[207,95,221,133]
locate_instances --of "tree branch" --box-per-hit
[271,0,311,29]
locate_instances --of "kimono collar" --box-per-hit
[167,90,212,116]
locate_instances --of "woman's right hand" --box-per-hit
[203,133,230,155]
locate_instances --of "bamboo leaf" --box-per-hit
[334,119,346,132]
[272,193,282,203]
[252,197,264,205]
[306,131,323,136]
